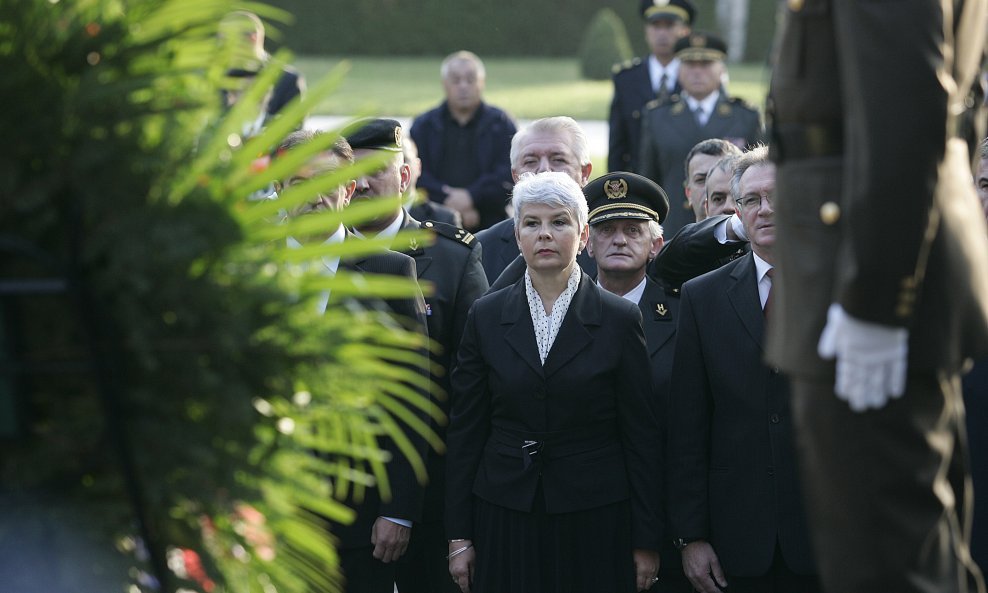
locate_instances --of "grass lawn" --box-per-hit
[294,55,770,121]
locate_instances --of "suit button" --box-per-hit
[534,389,546,400]
[632,110,640,119]
[770,413,781,424]
[820,201,841,225]
[767,467,775,477]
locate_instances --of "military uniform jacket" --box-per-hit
[445,274,663,550]
[332,246,432,550]
[608,57,683,174]
[639,94,762,238]
[766,0,988,376]
[668,253,815,576]
[395,210,489,520]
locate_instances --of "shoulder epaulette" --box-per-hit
[612,57,643,75]
[728,96,757,110]
[422,220,478,249]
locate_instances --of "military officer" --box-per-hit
[344,118,489,593]
[583,173,691,593]
[766,1,988,592]
[639,32,761,238]
[608,0,695,174]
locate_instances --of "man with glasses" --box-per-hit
[667,146,819,593]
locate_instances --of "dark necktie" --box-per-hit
[693,105,706,127]
[656,73,669,102]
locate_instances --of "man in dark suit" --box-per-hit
[767,2,988,592]
[345,118,489,593]
[668,147,819,593]
[639,32,761,238]
[410,51,516,231]
[273,129,431,593]
[475,116,596,285]
[608,0,696,174]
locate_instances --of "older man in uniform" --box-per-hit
[583,173,694,593]
[767,1,988,592]
[639,32,761,238]
[609,0,696,174]
[344,118,489,593]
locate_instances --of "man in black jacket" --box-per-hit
[410,51,516,231]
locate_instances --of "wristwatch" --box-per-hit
[673,537,698,550]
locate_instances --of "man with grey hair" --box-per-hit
[410,50,516,231]
[668,146,819,593]
[477,116,597,285]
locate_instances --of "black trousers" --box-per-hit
[339,545,395,593]
[790,371,984,593]
[395,519,459,593]
[724,541,820,593]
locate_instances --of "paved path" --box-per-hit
[306,115,609,159]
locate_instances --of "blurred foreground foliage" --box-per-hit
[0,0,437,591]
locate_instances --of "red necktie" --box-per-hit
[764,268,774,318]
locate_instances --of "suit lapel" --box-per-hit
[543,275,597,379]
[501,279,544,377]
[639,278,675,356]
[497,222,519,271]
[396,211,432,276]
[727,254,764,348]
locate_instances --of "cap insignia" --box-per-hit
[691,34,706,47]
[604,178,629,200]
[394,126,403,148]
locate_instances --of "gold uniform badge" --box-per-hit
[604,178,629,200]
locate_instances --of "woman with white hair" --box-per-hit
[445,172,663,593]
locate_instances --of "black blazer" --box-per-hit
[332,246,432,550]
[648,214,749,291]
[445,273,663,550]
[668,254,815,576]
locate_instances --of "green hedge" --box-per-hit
[578,8,634,80]
[265,0,777,62]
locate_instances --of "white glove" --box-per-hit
[729,213,748,242]
[817,303,909,412]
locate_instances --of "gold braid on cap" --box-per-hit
[589,203,658,222]
[644,5,689,21]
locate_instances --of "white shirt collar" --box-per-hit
[648,56,680,93]
[352,210,404,243]
[597,275,648,305]
[752,252,774,309]
[683,90,721,116]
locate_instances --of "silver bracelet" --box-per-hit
[446,544,473,560]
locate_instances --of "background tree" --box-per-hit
[0,1,437,592]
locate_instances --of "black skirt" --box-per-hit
[471,483,636,593]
